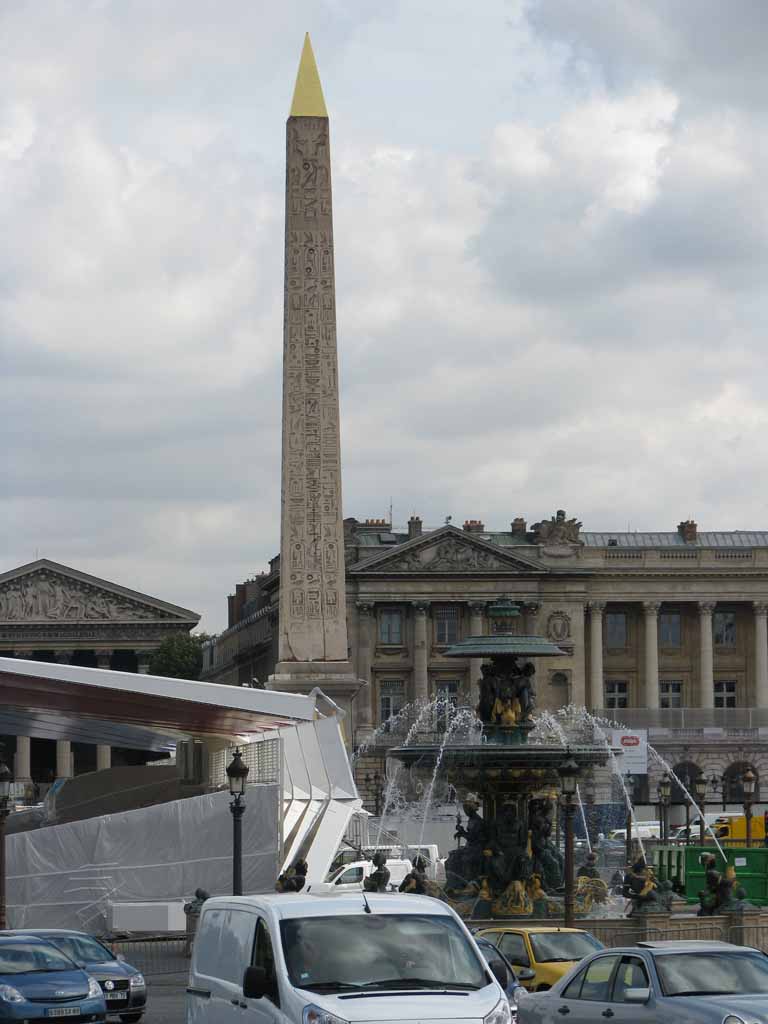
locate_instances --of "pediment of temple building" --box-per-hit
[0,560,200,625]
[349,526,549,576]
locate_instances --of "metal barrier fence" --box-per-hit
[110,936,189,977]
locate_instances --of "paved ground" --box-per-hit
[143,974,186,1024]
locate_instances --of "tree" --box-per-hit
[149,632,211,680]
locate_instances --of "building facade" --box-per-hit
[0,558,200,782]
[203,513,768,809]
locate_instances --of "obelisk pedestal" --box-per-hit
[268,35,363,740]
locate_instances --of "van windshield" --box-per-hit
[280,913,488,992]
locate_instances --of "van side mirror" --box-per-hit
[517,968,536,982]
[623,988,650,1004]
[488,959,508,989]
[243,966,270,1000]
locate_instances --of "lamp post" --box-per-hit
[226,748,249,896]
[694,774,708,846]
[742,767,756,849]
[0,759,13,929]
[558,755,580,929]
[658,771,672,843]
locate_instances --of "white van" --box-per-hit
[315,859,413,893]
[186,892,511,1024]
[607,822,661,842]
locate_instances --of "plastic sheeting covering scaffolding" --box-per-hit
[6,714,360,932]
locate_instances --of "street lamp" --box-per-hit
[658,771,672,843]
[694,774,708,846]
[742,767,756,849]
[558,754,580,929]
[0,759,13,929]
[226,749,249,896]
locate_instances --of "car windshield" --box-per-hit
[656,952,768,996]
[529,933,603,963]
[0,942,76,974]
[43,935,115,965]
[280,913,489,992]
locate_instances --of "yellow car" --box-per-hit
[473,926,603,991]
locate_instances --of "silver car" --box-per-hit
[518,939,768,1024]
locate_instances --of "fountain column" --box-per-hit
[355,602,374,729]
[754,602,768,709]
[413,602,430,702]
[587,601,605,709]
[698,601,716,709]
[643,601,660,709]
[14,736,31,785]
[467,602,486,701]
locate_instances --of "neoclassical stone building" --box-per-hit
[0,558,200,782]
[203,513,768,810]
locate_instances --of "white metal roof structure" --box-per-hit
[0,656,314,749]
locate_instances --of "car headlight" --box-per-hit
[0,984,24,1004]
[484,997,512,1024]
[130,974,146,988]
[303,1007,348,1024]
[723,1017,746,1024]
[88,978,103,999]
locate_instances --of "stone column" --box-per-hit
[467,602,486,702]
[56,741,73,780]
[413,602,430,703]
[754,603,768,709]
[355,602,374,729]
[137,653,151,674]
[587,602,606,709]
[698,601,716,709]
[95,650,112,670]
[643,601,661,709]
[14,736,31,784]
[95,652,113,770]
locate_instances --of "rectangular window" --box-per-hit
[379,679,405,726]
[660,680,682,709]
[714,680,737,708]
[606,612,627,649]
[435,679,460,731]
[435,606,459,645]
[714,611,736,647]
[378,609,402,645]
[604,680,628,709]
[660,612,681,648]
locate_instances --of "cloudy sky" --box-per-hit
[3,1,768,633]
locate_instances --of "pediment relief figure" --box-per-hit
[0,570,176,623]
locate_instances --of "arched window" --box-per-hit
[671,761,702,804]
[722,761,760,803]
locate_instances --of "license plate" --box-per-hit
[106,992,128,1001]
[46,1008,81,1017]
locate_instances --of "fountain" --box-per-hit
[384,601,611,919]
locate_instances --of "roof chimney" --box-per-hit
[408,515,423,540]
[463,519,485,533]
[678,519,698,543]
[511,517,527,536]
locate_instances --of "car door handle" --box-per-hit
[557,1008,570,1016]
[602,1011,614,1018]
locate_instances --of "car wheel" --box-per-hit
[119,1014,143,1023]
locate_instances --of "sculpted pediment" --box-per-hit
[350,528,547,575]
[0,561,198,624]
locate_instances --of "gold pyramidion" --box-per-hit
[289,33,328,118]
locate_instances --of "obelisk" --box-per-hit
[272,36,357,700]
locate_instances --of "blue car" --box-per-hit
[8,932,146,1022]
[0,935,105,1022]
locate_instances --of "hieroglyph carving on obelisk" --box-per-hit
[278,35,349,666]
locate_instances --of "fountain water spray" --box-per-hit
[647,744,726,859]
